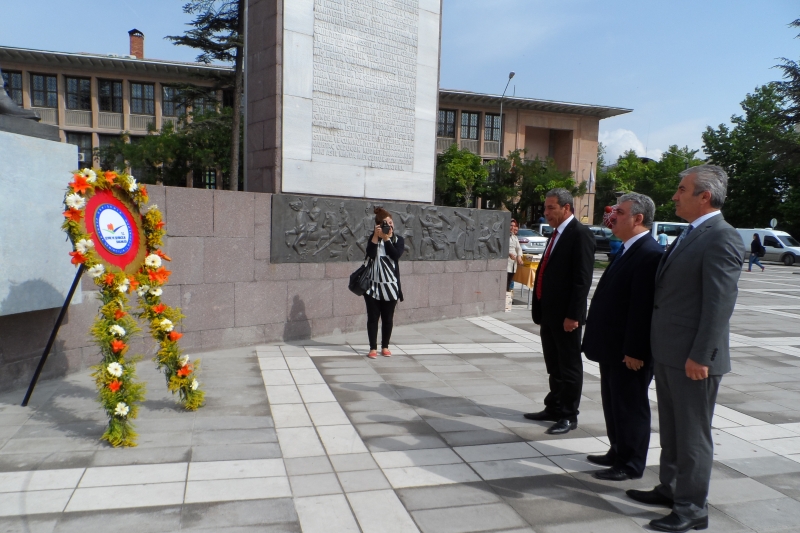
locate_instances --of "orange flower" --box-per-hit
[128,277,139,291]
[63,208,82,222]
[104,171,117,183]
[155,221,166,230]
[148,267,171,284]
[177,364,192,377]
[108,380,122,392]
[107,223,114,231]
[70,175,91,194]
[103,273,116,286]
[152,303,167,314]
[110,339,126,353]
[139,185,148,196]
[114,309,127,320]
[69,251,86,264]
[154,249,172,262]
[168,331,183,342]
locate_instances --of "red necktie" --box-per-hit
[536,229,559,300]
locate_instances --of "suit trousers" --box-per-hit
[599,360,654,477]
[540,323,583,422]
[654,362,721,520]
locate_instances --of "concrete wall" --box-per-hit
[0,186,507,392]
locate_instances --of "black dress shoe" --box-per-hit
[545,419,577,435]
[650,512,708,532]
[586,453,614,467]
[523,410,560,422]
[592,467,641,481]
[625,488,674,507]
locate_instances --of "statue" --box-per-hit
[0,68,40,120]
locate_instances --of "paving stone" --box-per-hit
[411,502,528,533]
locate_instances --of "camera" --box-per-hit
[381,221,391,235]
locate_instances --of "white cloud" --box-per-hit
[599,129,663,163]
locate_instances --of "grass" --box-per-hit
[594,260,609,269]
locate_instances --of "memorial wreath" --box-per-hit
[61,168,204,447]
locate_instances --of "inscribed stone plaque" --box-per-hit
[282,0,441,202]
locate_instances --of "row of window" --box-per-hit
[437,109,502,142]
[2,70,214,116]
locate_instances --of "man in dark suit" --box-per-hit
[626,166,744,533]
[582,193,663,481]
[525,188,595,435]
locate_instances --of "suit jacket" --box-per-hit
[582,234,663,364]
[531,218,596,327]
[650,214,744,375]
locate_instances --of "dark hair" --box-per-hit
[753,234,761,242]
[510,219,518,226]
[374,207,391,224]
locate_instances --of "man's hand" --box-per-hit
[563,318,579,333]
[623,356,643,371]
[685,358,709,380]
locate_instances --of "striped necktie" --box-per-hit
[667,225,694,257]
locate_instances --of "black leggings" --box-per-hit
[364,296,397,350]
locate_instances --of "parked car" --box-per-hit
[534,223,554,237]
[517,229,547,255]
[736,228,800,266]
[650,221,689,245]
[588,225,613,253]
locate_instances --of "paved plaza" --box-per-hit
[2,266,800,532]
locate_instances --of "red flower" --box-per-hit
[103,273,116,286]
[114,309,127,320]
[139,185,148,196]
[70,175,91,194]
[148,267,171,284]
[104,171,117,183]
[128,277,139,291]
[69,251,86,264]
[108,380,122,392]
[154,249,172,262]
[111,339,126,353]
[152,303,167,314]
[63,208,82,222]
[177,364,192,377]
[168,331,183,342]
[155,221,166,230]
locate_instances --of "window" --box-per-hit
[437,109,456,138]
[1,70,23,106]
[31,74,58,108]
[202,169,217,189]
[764,236,783,248]
[98,79,122,113]
[162,86,184,117]
[98,134,123,170]
[484,114,502,142]
[461,111,479,140]
[130,82,155,115]
[66,132,93,167]
[779,235,800,247]
[66,77,91,111]
[193,97,215,116]
[655,223,688,238]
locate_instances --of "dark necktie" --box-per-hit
[535,229,559,299]
[667,225,694,257]
[607,244,625,270]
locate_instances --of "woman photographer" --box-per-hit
[364,207,405,359]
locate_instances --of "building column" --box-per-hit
[154,81,163,130]
[56,74,66,142]
[21,69,31,109]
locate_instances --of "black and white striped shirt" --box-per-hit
[365,240,400,301]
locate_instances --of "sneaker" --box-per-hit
[381,348,392,357]
[367,350,378,359]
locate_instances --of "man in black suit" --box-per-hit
[525,188,595,435]
[582,193,663,481]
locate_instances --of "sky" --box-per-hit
[1,0,799,163]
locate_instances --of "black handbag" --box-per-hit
[757,246,766,258]
[348,259,372,296]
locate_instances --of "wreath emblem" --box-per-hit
[62,168,205,447]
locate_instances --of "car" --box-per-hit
[736,228,800,266]
[534,223,554,237]
[517,228,547,255]
[650,221,689,246]
[588,225,613,253]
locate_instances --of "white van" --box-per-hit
[651,221,689,245]
[736,229,800,266]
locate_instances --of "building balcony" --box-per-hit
[436,136,455,153]
[483,140,499,157]
[65,109,92,127]
[130,114,155,131]
[459,139,479,154]
[162,116,180,130]
[98,112,122,129]
[31,107,57,125]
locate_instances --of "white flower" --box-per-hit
[81,168,97,183]
[88,264,105,278]
[75,238,94,254]
[118,279,130,293]
[144,254,162,268]
[114,402,130,417]
[141,203,157,214]
[109,325,126,337]
[128,177,138,192]
[160,319,174,332]
[65,193,85,209]
[107,362,123,377]
[149,288,163,297]
[191,379,199,391]
[137,284,150,297]
[179,355,190,366]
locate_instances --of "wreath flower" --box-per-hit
[62,167,204,447]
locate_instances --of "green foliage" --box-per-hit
[435,144,489,207]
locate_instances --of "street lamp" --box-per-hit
[498,71,515,159]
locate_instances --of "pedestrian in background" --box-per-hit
[748,233,766,272]
[657,229,669,250]
[582,193,663,481]
[627,165,744,533]
[525,189,595,435]
[508,219,522,291]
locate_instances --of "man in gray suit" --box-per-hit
[626,165,744,532]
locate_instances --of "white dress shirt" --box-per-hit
[548,214,574,251]
[688,210,721,227]
[619,230,650,256]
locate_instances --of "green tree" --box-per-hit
[168,0,244,191]
[435,144,488,207]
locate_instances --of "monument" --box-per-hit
[247,0,441,202]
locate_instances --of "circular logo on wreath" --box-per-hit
[95,204,133,254]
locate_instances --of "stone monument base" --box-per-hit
[0,115,60,141]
